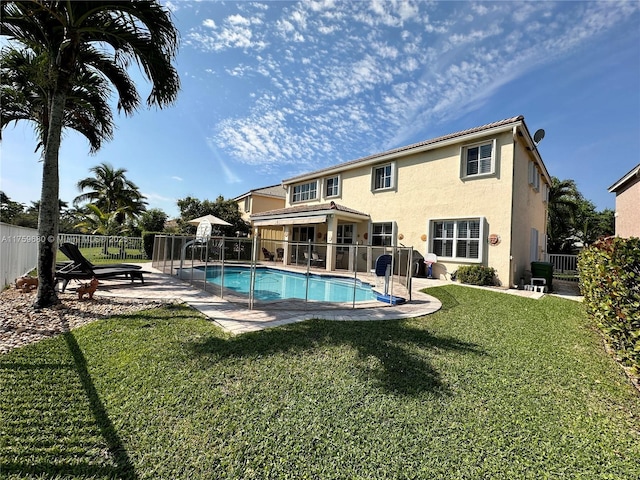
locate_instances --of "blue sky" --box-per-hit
[2,0,639,219]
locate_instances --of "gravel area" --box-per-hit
[0,286,168,355]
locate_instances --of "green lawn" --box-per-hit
[1,286,638,479]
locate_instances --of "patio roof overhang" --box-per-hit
[250,202,370,227]
[254,215,327,226]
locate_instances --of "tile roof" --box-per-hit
[284,115,525,183]
[234,184,285,201]
[251,201,369,218]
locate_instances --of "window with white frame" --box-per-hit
[371,222,394,246]
[462,140,495,177]
[372,162,395,191]
[431,218,484,261]
[291,180,318,203]
[325,175,340,198]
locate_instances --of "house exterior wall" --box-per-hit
[238,194,285,222]
[254,117,552,287]
[510,138,549,284]
[614,178,640,237]
[239,194,286,240]
[284,129,537,287]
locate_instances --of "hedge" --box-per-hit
[456,265,496,286]
[142,232,163,260]
[578,236,640,376]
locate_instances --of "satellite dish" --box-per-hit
[533,128,545,145]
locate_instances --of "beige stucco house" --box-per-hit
[234,184,286,239]
[250,116,551,288]
[608,163,640,238]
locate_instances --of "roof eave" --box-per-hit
[608,164,640,193]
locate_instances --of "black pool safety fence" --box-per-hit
[151,234,415,310]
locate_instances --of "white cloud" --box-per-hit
[184,0,639,171]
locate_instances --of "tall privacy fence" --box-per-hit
[1,223,40,288]
[152,234,415,310]
[1,222,145,287]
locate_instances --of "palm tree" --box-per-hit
[1,1,180,308]
[75,204,126,237]
[1,45,114,153]
[547,177,580,253]
[74,162,148,225]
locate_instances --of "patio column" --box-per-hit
[325,214,337,271]
[283,225,291,266]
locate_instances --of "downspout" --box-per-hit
[509,126,518,288]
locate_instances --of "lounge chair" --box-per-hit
[262,247,275,261]
[59,242,142,271]
[56,242,144,292]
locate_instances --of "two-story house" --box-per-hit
[250,116,551,288]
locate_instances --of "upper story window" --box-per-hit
[243,197,251,213]
[325,175,340,198]
[291,180,318,203]
[462,140,495,178]
[372,162,396,191]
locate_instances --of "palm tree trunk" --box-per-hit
[34,89,66,308]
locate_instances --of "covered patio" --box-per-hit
[251,201,371,272]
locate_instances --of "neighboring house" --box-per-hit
[234,184,286,239]
[608,163,640,238]
[250,116,551,288]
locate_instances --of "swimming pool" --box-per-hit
[201,266,377,303]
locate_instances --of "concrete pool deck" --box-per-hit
[94,263,581,335]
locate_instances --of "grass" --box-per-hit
[1,286,638,479]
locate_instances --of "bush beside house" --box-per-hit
[456,265,496,286]
[578,237,640,376]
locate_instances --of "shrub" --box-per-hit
[142,232,163,260]
[456,265,496,286]
[578,236,640,375]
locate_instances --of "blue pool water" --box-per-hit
[202,266,377,302]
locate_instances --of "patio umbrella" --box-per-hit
[187,214,232,226]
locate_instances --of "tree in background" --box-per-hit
[75,204,128,237]
[0,191,24,223]
[1,1,180,308]
[547,177,580,253]
[74,162,148,226]
[177,196,249,237]
[547,177,615,253]
[138,208,168,233]
[574,199,615,246]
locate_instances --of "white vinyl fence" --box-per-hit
[0,223,145,287]
[0,223,39,288]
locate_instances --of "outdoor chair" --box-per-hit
[312,251,325,266]
[56,242,144,292]
[276,248,284,261]
[262,247,275,261]
[59,242,142,271]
